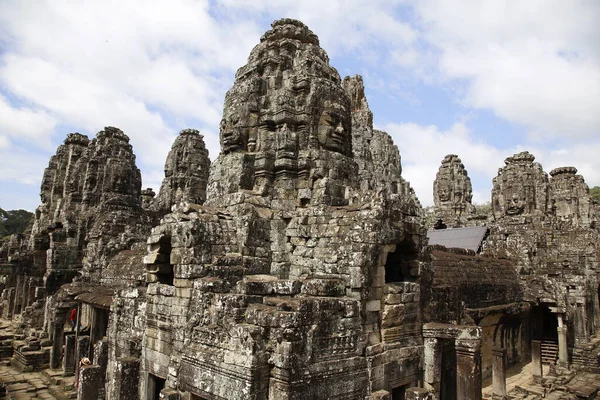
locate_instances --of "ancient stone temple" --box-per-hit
[139,18,425,399]
[1,17,600,400]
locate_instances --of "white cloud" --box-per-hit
[382,122,511,206]
[413,0,600,139]
[0,0,598,212]
[383,121,600,207]
[0,95,57,149]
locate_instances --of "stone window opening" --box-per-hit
[384,239,419,283]
[147,236,175,286]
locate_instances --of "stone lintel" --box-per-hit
[422,322,481,340]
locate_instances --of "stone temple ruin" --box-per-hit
[0,18,599,400]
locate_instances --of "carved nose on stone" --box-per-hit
[335,123,344,133]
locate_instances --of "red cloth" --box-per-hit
[70,308,77,321]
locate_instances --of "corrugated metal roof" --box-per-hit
[427,226,489,252]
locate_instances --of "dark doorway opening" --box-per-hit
[440,339,457,400]
[531,305,558,341]
[391,384,407,400]
[89,307,109,361]
[385,239,419,283]
[147,374,165,400]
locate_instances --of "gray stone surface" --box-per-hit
[433,154,476,227]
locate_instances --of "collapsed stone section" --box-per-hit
[433,154,476,227]
[155,129,210,213]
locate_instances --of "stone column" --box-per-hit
[50,319,65,369]
[112,357,140,400]
[11,276,23,316]
[531,340,542,382]
[557,313,568,366]
[492,347,507,399]
[93,340,108,397]
[5,288,15,318]
[77,364,102,400]
[405,387,431,400]
[93,340,108,379]
[423,337,442,394]
[63,334,77,376]
[455,338,482,400]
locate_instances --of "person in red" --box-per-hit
[70,307,77,331]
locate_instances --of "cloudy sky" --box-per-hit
[0,0,598,211]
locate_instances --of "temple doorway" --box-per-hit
[391,384,408,399]
[146,374,165,400]
[440,339,457,400]
[384,239,419,283]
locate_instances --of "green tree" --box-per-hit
[473,201,492,216]
[590,186,600,204]
[0,207,34,238]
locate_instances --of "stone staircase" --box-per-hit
[571,336,600,373]
[43,369,77,400]
[540,340,558,365]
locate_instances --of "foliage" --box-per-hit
[473,201,492,216]
[0,207,34,238]
[422,205,436,229]
[590,186,600,204]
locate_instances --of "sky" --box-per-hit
[0,0,598,211]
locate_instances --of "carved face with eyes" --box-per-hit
[220,113,246,154]
[506,193,525,215]
[317,101,349,154]
[438,185,451,202]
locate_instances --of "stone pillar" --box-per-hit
[11,276,23,316]
[557,313,568,366]
[5,288,15,318]
[423,337,442,394]
[112,357,140,400]
[531,340,542,382]
[77,364,102,400]
[93,340,108,378]
[492,347,507,399]
[160,388,181,399]
[405,387,431,400]
[455,338,482,400]
[93,340,108,397]
[50,319,65,369]
[63,334,77,376]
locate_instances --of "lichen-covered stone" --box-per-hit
[155,129,210,213]
[433,154,476,227]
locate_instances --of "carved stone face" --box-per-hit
[220,113,246,153]
[438,186,451,202]
[317,101,349,154]
[506,193,525,215]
